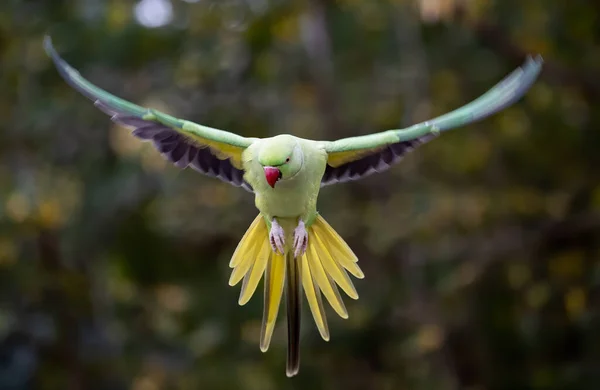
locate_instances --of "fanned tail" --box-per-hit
[303,215,364,340]
[228,214,364,377]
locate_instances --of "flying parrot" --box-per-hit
[44,36,543,377]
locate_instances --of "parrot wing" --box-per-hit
[320,55,543,186]
[45,36,257,192]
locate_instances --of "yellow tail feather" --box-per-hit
[312,222,364,277]
[300,253,330,341]
[228,213,364,370]
[312,233,358,299]
[229,214,263,268]
[228,239,259,286]
[260,250,285,352]
[238,239,270,305]
[306,239,348,318]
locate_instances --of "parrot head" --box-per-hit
[257,136,303,188]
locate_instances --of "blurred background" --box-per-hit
[1,0,599,389]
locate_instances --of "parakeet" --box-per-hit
[44,36,543,377]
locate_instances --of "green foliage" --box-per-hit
[1,0,599,389]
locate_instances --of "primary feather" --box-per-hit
[45,35,542,377]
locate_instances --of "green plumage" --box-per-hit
[44,35,543,377]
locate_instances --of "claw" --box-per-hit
[269,219,286,254]
[293,220,308,258]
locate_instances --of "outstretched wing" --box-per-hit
[320,55,543,186]
[45,36,256,192]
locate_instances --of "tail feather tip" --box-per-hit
[286,366,299,377]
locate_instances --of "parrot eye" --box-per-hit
[285,157,290,163]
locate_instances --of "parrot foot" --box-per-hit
[269,219,286,255]
[293,220,308,258]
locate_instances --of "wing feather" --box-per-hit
[321,55,543,186]
[45,36,255,191]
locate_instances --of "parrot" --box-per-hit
[44,36,543,377]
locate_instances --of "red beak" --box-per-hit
[264,166,281,188]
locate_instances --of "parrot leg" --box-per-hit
[293,220,308,258]
[269,219,286,254]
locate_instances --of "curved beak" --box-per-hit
[264,166,282,188]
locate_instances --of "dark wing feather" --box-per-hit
[45,36,254,192]
[96,102,254,192]
[321,134,437,186]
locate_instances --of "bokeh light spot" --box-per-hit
[134,0,174,28]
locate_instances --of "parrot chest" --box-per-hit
[254,183,313,218]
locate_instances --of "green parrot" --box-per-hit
[44,36,543,377]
